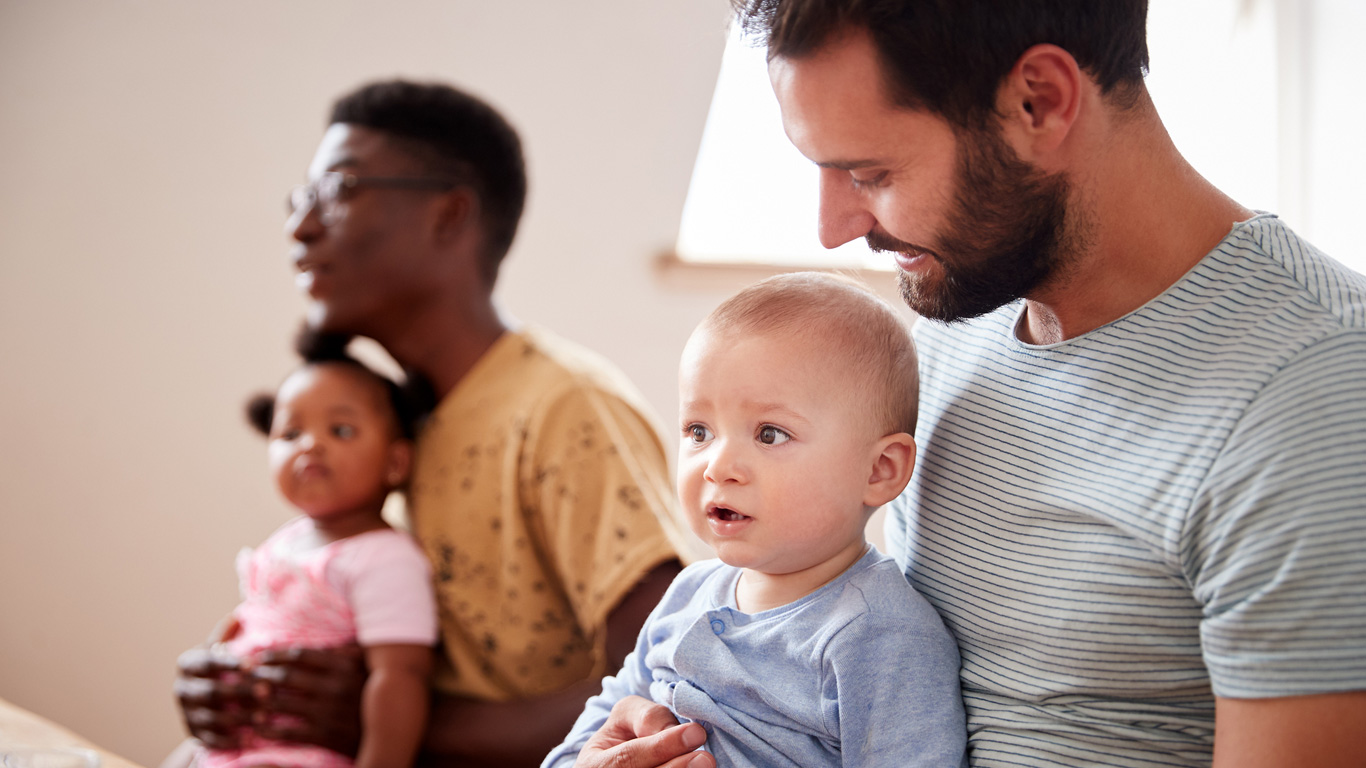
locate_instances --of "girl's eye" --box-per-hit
[685,424,713,444]
[757,425,791,445]
[332,424,356,439]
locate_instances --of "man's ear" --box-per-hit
[385,438,414,489]
[431,186,478,244]
[996,43,1082,159]
[864,432,916,509]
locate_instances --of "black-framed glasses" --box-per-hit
[286,171,460,223]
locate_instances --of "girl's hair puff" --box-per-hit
[244,327,432,440]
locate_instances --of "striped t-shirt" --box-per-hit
[887,214,1366,767]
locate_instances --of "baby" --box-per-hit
[544,273,966,767]
[180,332,438,768]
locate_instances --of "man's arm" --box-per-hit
[1212,692,1366,767]
[418,559,683,768]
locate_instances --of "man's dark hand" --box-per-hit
[250,645,367,757]
[173,645,255,750]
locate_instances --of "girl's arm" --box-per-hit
[356,643,434,768]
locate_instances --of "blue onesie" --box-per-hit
[543,547,967,767]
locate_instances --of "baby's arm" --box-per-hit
[829,584,967,766]
[355,643,433,768]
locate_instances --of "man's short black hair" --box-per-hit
[330,79,527,282]
[734,0,1150,130]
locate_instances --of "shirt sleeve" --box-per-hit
[330,530,439,647]
[1192,330,1366,697]
[524,382,683,637]
[823,589,968,767]
[539,579,674,768]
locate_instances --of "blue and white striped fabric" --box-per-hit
[887,214,1366,767]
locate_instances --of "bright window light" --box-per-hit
[676,0,1363,275]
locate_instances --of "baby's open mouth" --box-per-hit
[709,506,751,522]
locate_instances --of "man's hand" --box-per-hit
[173,645,255,749]
[573,696,714,768]
[250,645,368,757]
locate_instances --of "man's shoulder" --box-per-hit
[440,325,659,423]
[1213,215,1366,333]
[493,326,651,403]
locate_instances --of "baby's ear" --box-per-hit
[864,433,916,509]
[385,438,414,489]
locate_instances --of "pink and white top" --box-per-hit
[202,516,438,768]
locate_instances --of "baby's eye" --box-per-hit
[757,425,791,445]
[276,427,302,441]
[684,424,713,444]
[332,423,357,439]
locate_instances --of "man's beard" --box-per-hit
[868,125,1078,323]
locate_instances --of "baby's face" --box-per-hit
[677,326,882,581]
[268,364,401,520]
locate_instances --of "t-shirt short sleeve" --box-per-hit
[1193,331,1366,697]
[328,529,439,647]
[528,382,681,637]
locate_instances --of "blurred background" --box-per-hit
[1,1,1360,764]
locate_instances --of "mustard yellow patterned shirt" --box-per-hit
[407,326,689,701]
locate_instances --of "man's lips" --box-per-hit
[293,259,331,295]
[865,233,937,272]
[893,250,932,272]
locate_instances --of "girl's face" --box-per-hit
[267,364,409,521]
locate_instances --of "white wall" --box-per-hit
[1,2,1360,766]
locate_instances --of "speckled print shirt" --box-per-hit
[407,326,690,701]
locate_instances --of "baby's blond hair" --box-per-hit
[697,272,919,436]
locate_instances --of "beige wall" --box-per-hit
[0,1,735,763]
[0,1,914,762]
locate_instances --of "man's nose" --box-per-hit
[817,167,876,249]
[286,199,324,243]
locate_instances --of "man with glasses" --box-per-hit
[171,79,690,768]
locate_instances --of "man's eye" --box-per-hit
[851,171,888,190]
[685,424,713,443]
[333,424,356,439]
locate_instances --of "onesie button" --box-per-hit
[710,619,725,634]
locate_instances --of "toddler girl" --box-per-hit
[196,333,437,768]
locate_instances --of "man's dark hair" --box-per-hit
[733,0,1150,130]
[330,80,527,282]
